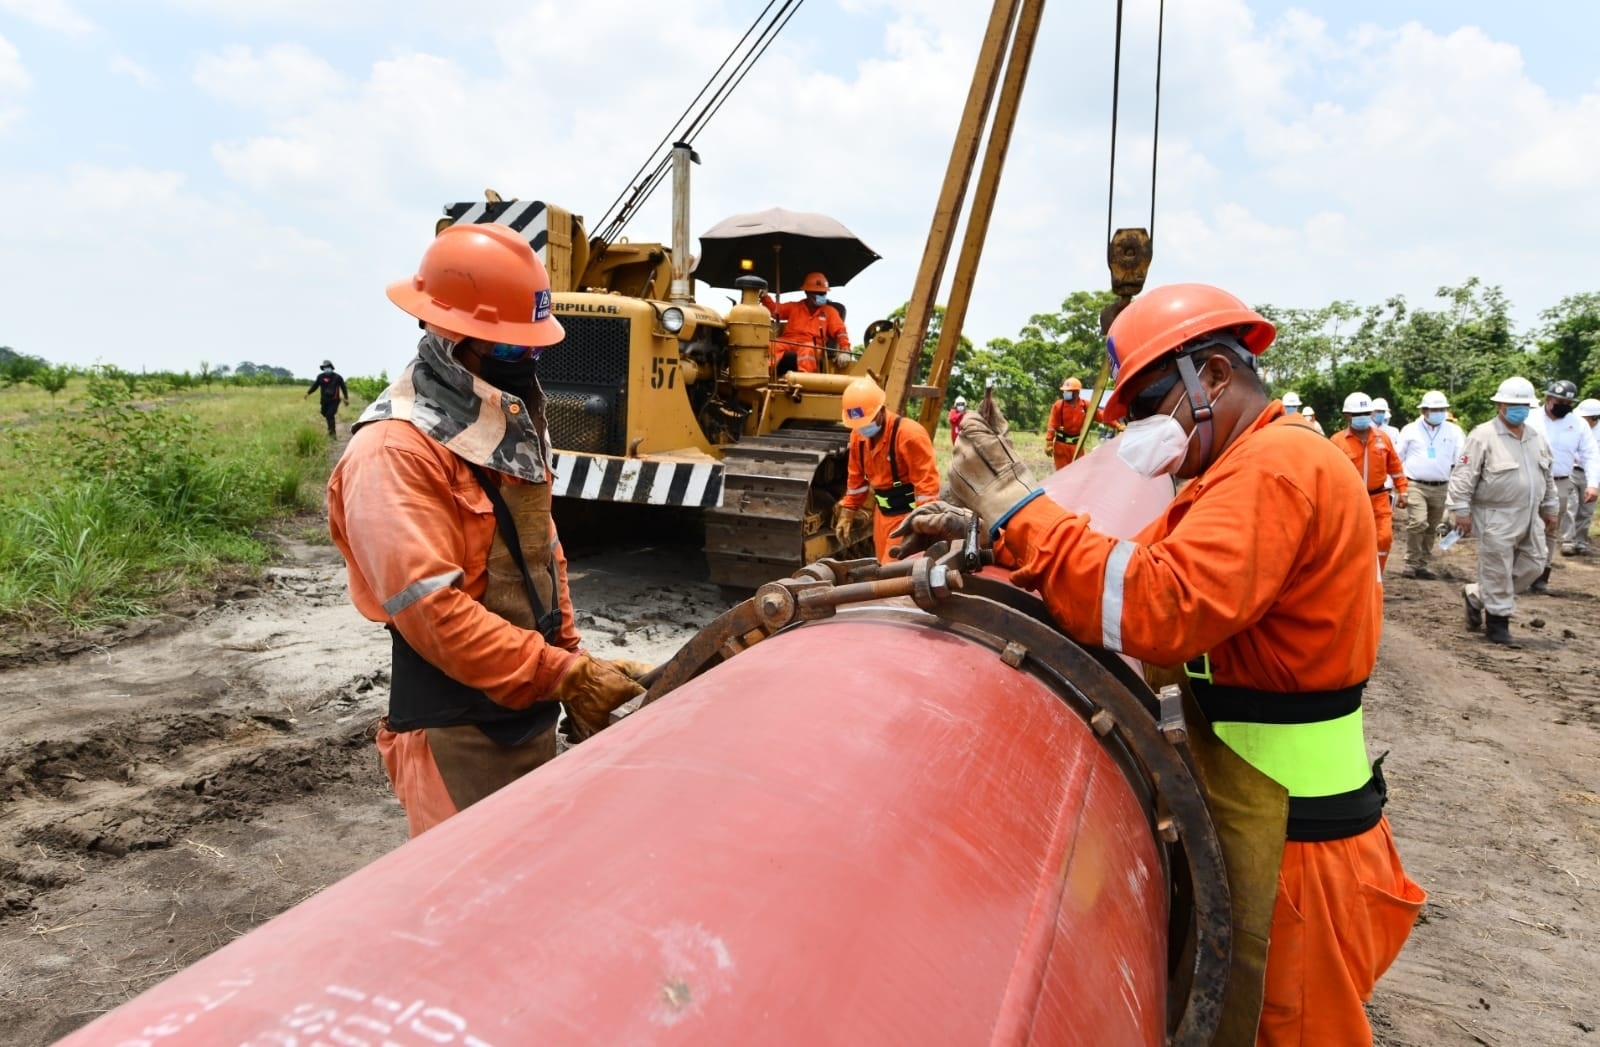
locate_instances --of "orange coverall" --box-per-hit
[1047,397,1112,468]
[839,411,941,562]
[762,295,850,373]
[328,420,582,835]
[1330,427,1408,575]
[997,405,1423,1046]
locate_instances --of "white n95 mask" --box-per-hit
[1115,387,1218,479]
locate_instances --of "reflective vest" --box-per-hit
[1192,679,1386,842]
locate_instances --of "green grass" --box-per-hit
[931,418,1097,480]
[0,380,357,630]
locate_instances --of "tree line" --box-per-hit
[1,349,311,399]
[911,280,1600,432]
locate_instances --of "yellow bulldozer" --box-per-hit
[434,149,911,590]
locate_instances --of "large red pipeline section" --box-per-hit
[58,450,1227,1045]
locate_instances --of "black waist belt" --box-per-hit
[1192,681,1386,843]
[873,480,917,515]
[1053,432,1081,442]
[1556,475,1571,481]
[1366,486,1389,495]
[1411,479,1447,486]
[386,627,559,746]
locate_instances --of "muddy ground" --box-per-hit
[0,516,1595,1045]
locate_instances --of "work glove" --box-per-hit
[832,503,873,546]
[946,404,1038,537]
[888,500,978,560]
[554,653,646,744]
[608,658,655,682]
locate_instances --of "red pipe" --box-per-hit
[57,613,1170,1045]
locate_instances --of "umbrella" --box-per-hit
[694,207,880,294]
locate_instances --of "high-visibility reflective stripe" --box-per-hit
[1213,708,1372,797]
[383,569,464,617]
[1100,540,1136,652]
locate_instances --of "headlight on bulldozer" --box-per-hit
[661,307,687,335]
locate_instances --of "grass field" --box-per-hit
[0,376,360,629]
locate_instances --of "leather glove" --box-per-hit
[554,654,646,744]
[888,500,977,560]
[832,503,873,546]
[948,404,1038,537]
[608,659,655,682]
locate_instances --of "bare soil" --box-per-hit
[0,528,1595,1046]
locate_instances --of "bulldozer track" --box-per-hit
[703,427,853,591]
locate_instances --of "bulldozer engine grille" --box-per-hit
[540,315,630,455]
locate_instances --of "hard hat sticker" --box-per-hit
[1106,335,1122,378]
[534,289,552,321]
[846,407,865,420]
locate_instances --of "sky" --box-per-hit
[1,0,1598,380]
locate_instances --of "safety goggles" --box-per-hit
[1126,369,1183,421]
[490,343,542,362]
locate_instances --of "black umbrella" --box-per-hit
[694,207,880,294]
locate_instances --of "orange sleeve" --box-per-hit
[760,293,779,317]
[328,424,577,708]
[1000,465,1315,668]
[1046,400,1064,437]
[840,434,869,510]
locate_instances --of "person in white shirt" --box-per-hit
[1571,398,1600,555]
[1524,379,1600,586]
[1372,397,1404,505]
[1395,390,1466,579]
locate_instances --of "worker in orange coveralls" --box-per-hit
[327,223,648,837]
[1330,391,1409,578]
[832,376,940,562]
[892,283,1423,1046]
[762,271,850,374]
[1045,377,1095,468]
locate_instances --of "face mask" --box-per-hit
[858,421,882,439]
[1426,410,1447,425]
[1503,405,1530,425]
[478,354,539,400]
[1117,398,1194,479]
[1285,405,1300,413]
[1551,402,1574,419]
[1062,391,1077,401]
[321,365,333,372]
[809,293,828,306]
[1350,416,1373,431]
[1373,412,1388,426]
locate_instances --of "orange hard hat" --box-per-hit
[802,272,830,294]
[386,223,565,347]
[841,376,886,429]
[1101,283,1274,422]
[1062,377,1083,392]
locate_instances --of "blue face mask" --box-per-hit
[1285,405,1300,413]
[858,421,882,438]
[1373,412,1388,426]
[809,293,828,306]
[1350,416,1373,431]
[1426,410,1447,425]
[1503,405,1530,425]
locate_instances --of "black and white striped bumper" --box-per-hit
[549,453,724,508]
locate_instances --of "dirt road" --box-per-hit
[0,529,1595,1045]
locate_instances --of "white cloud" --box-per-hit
[0,0,91,35]
[109,55,156,87]
[192,43,348,114]
[0,32,28,131]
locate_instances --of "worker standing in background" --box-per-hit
[327,224,646,837]
[761,271,850,374]
[1447,376,1558,646]
[893,283,1423,1047]
[1330,392,1408,578]
[305,359,349,437]
[1395,390,1465,579]
[1280,390,1303,415]
[1045,378,1092,469]
[948,395,968,445]
[1524,379,1600,579]
[1302,405,1324,435]
[833,376,939,562]
[1570,398,1600,554]
[1371,397,1402,505]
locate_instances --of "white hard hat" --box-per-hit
[1418,390,1449,410]
[1491,376,1538,405]
[1342,391,1373,414]
[953,396,967,408]
[1371,397,1390,413]
[1302,406,1316,417]
[1281,391,1302,408]
[1577,398,1600,419]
